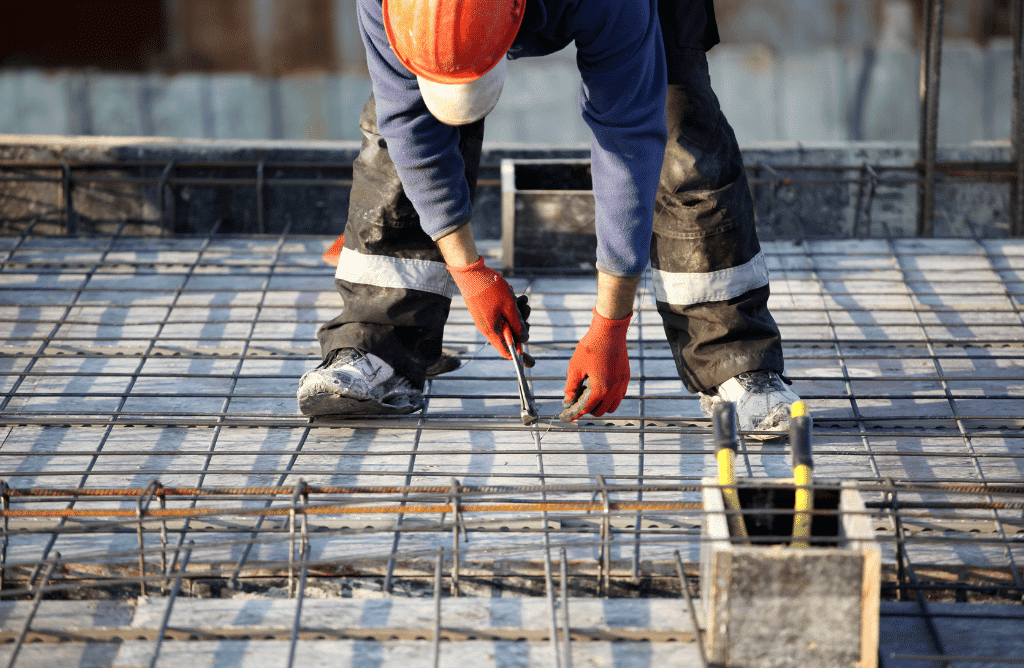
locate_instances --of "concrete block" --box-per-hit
[778,50,850,142]
[149,74,210,139]
[331,74,373,141]
[700,477,880,668]
[709,45,782,143]
[715,0,876,53]
[986,38,1014,141]
[279,72,331,141]
[0,70,69,136]
[861,48,920,142]
[490,52,589,145]
[937,40,988,146]
[88,74,147,137]
[0,73,20,135]
[209,74,274,140]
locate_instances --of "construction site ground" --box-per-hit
[0,232,1023,667]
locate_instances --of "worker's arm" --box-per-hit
[440,224,530,360]
[573,0,666,279]
[435,223,479,268]
[559,271,637,422]
[595,271,639,321]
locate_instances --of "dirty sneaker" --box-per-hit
[699,371,800,440]
[297,348,424,417]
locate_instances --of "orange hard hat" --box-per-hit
[383,0,526,85]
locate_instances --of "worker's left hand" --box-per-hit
[560,309,631,422]
[448,256,531,362]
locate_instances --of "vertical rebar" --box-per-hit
[0,482,8,592]
[157,161,176,235]
[136,480,164,597]
[525,347,562,668]
[917,0,945,237]
[595,475,611,597]
[1012,0,1024,235]
[286,545,308,668]
[149,541,194,668]
[432,546,443,668]
[674,550,708,668]
[854,162,879,238]
[288,479,306,597]
[542,532,563,668]
[5,553,58,668]
[888,490,952,668]
[256,159,266,234]
[632,302,644,581]
[864,163,879,237]
[225,428,311,590]
[61,160,76,236]
[383,410,428,593]
[559,547,572,668]
[853,162,867,237]
[450,478,465,596]
[157,488,168,594]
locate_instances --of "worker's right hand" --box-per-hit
[448,256,531,362]
[560,309,631,422]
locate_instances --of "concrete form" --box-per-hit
[700,478,880,667]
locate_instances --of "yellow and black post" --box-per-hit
[790,401,814,548]
[712,402,749,542]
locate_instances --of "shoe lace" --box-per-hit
[318,348,371,375]
[318,348,343,369]
[736,371,782,392]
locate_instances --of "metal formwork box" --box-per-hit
[700,478,881,668]
[500,158,595,271]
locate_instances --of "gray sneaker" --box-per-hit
[699,371,800,440]
[297,348,424,417]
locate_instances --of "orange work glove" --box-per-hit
[560,309,630,422]
[448,256,530,361]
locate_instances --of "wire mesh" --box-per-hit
[1,223,1023,665]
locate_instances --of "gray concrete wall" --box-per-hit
[0,136,1013,240]
[0,40,1014,146]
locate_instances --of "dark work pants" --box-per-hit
[317,1,784,394]
[316,96,484,389]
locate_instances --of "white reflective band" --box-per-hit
[334,247,456,299]
[652,251,769,306]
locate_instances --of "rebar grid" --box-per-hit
[1,225,1024,667]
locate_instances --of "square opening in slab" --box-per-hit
[736,485,841,547]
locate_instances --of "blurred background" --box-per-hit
[0,0,1017,145]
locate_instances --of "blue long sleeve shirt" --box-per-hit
[357,0,667,277]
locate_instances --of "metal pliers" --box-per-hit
[504,329,538,425]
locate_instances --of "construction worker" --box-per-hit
[297,0,801,437]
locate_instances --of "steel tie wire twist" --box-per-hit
[136,480,165,597]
